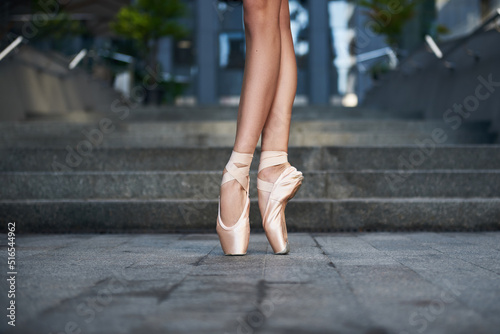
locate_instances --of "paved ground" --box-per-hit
[1,232,499,334]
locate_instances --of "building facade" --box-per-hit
[3,0,498,107]
[187,0,427,106]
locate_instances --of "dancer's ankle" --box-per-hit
[258,162,290,183]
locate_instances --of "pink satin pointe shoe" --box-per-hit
[258,151,303,255]
[216,150,253,256]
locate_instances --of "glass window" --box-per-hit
[219,32,245,69]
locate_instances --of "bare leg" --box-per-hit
[220,0,282,226]
[258,0,296,218]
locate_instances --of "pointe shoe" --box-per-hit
[258,151,303,255]
[216,150,253,256]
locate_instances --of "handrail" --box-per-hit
[0,40,81,77]
[0,33,134,77]
[424,35,443,59]
[356,47,398,72]
[397,8,500,72]
[69,49,87,69]
[439,8,500,60]
[0,36,23,62]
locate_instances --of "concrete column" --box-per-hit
[157,36,173,74]
[308,0,331,105]
[196,0,219,105]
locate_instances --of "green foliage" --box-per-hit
[358,0,421,47]
[160,79,188,104]
[29,0,87,40]
[110,0,188,92]
[369,60,391,81]
[436,24,450,36]
[110,0,188,47]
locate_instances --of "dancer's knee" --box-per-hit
[243,0,280,34]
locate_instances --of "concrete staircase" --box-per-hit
[2,144,499,233]
[1,106,498,232]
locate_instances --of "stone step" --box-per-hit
[3,132,493,148]
[3,133,493,148]
[2,170,499,200]
[1,198,499,232]
[122,105,427,121]
[2,146,500,172]
[0,119,491,134]
[12,106,427,123]
[0,120,495,147]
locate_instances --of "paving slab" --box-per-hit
[0,232,499,334]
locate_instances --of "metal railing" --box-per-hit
[439,8,499,59]
[0,36,23,62]
[424,8,500,69]
[356,47,398,72]
[392,7,500,73]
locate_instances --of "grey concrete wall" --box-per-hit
[0,46,121,121]
[0,60,25,121]
[436,0,482,40]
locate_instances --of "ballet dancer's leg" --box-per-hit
[258,0,296,218]
[219,0,282,227]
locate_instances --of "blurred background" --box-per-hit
[0,0,499,121]
[1,0,500,232]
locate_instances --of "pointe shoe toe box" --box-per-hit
[216,196,251,256]
[216,218,250,255]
